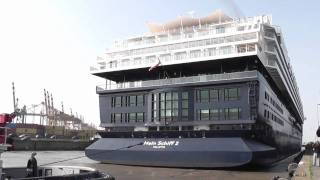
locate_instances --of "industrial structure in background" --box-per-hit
[7,82,97,140]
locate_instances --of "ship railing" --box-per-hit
[95,41,258,73]
[96,71,258,92]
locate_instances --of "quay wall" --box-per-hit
[12,139,92,151]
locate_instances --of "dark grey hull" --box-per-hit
[85,137,277,168]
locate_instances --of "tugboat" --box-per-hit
[0,112,114,180]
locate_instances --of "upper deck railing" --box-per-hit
[110,15,270,51]
[96,70,258,92]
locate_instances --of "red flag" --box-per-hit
[148,58,161,71]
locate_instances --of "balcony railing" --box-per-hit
[93,43,258,72]
[106,32,258,60]
[96,70,258,92]
[111,16,265,50]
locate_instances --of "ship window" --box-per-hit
[209,89,219,101]
[115,96,122,107]
[210,109,220,120]
[109,60,117,68]
[137,95,144,106]
[151,94,158,122]
[110,114,115,123]
[200,109,209,121]
[160,93,165,101]
[115,113,121,123]
[199,90,209,102]
[122,96,127,107]
[174,52,187,61]
[237,44,247,53]
[173,101,179,109]
[121,113,126,123]
[224,88,240,101]
[247,43,256,52]
[137,113,144,122]
[190,50,201,58]
[181,91,189,121]
[224,108,241,120]
[206,48,216,56]
[182,101,188,109]
[166,92,172,101]
[182,109,189,117]
[216,26,225,34]
[129,96,136,106]
[129,113,136,122]
[160,54,171,62]
[182,92,188,100]
[133,57,142,65]
[172,92,178,100]
[111,97,115,107]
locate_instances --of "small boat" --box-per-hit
[3,165,114,180]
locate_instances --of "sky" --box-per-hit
[0,0,319,142]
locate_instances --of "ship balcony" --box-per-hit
[91,42,258,74]
[257,39,304,123]
[109,15,271,52]
[96,70,259,93]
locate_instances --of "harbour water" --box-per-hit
[2,151,296,180]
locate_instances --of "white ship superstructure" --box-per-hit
[91,10,303,123]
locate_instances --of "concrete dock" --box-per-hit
[293,155,320,180]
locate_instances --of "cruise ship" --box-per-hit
[86,10,304,167]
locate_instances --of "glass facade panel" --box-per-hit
[209,89,219,101]
[200,109,209,121]
[225,88,240,101]
[166,92,172,101]
[182,92,188,100]
[182,109,189,117]
[224,108,241,120]
[172,92,178,100]
[210,109,220,120]
[115,97,122,107]
[137,113,144,122]
[129,96,136,106]
[173,101,179,109]
[129,113,136,122]
[166,102,172,109]
[137,95,144,106]
[182,101,188,109]
[115,113,121,122]
[200,90,209,102]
